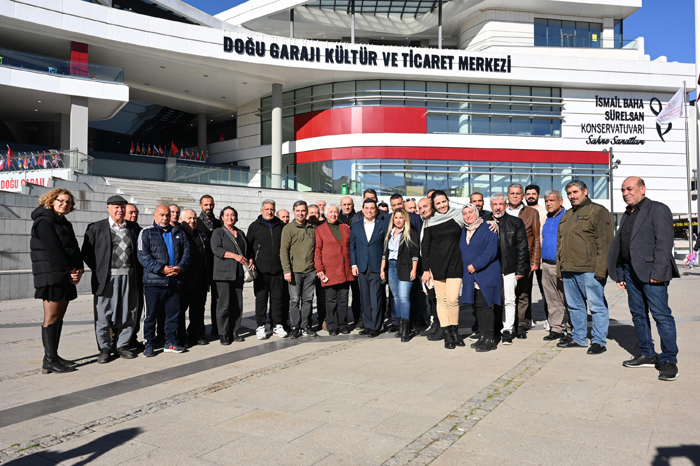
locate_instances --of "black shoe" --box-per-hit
[501,330,513,345]
[55,321,77,368]
[355,320,365,330]
[386,324,398,333]
[420,319,438,336]
[41,324,76,374]
[623,354,659,368]
[558,339,587,349]
[559,333,573,344]
[97,348,111,364]
[340,326,350,335]
[302,328,318,338]
[394,320,403,338]
[516,328,527,339]
[368,329,380,338]
[116,347,137,359]
[451,326,465,347]
[476,337,496,353]
[401,319,413,343]
[232,334,245,342]
[289,327,302,339]
[543,331,564,341]
[587,343,607,355]
[443,327,456,350]
[470,335,485,349]
[358,328,370,336]
[467,332,480,342]
[197,337,209,346]
[427,326,445,341]
[328,330,339,336]
[220,336,232,345]
[658,361,679,381]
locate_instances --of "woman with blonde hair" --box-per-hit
[380,208,420,342]
[30,188,84,373]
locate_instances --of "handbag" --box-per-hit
[223,228,257,283]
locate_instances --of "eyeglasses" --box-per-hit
[55,198,72,205]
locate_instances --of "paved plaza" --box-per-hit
[0,263,699,465]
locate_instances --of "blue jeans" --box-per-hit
[562,272,608,346]
[622,263,678,363]
[387,261,412,320]
[144,284,180,346]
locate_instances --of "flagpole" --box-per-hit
[685,80,694,253]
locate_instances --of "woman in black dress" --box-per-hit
[30,188,84,373]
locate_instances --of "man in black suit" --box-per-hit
[350,199,387,337]
[179,209,210,347]
[196,195,221,336]
[82,195,142,363]
[608,177,680,382]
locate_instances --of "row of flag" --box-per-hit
[130,142,209,161]
[1,146,63,171]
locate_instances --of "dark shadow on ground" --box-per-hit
[606,318,641,356]
[5,428,143,466]
[652,444,700,465]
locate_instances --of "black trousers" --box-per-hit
[131,287,144,343]
[209,282,219,335]
[179,284,207,343]
[428,287,438,324]
[215,279,243,337]
[254,273,284,328]
[350,280,362,324]
[528,268,547,321]
[324,282,349,332]
[358,271,382,331]
[516,272,532,329]
[315,278,327,326]
[144,284,180,346]
[474,289,495,337]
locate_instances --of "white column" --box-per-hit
[601,18,614,48]
[271,83,283,189]
[197,113,207,151]
[61,97,88,169]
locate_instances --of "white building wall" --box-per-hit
[236,99,262,150]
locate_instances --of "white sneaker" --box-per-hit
[543,320,551,331]
[256,326,267,340]
[273,325,287,338]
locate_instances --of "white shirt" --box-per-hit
[109,217,127,231]
[506,203,524,217]
[363,217,376,243]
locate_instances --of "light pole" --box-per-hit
[603,147,621,229]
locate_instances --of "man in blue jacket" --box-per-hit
[137,204,190,356]
[608,177,680,381]
[350,199,388,337]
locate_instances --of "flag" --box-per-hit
[23,157,28,169]
[656,83,685,126]
[195,149,200,160]
[159,145,164,156]
[130,142,134,155]
[170,142,179,155]
[6,145,13,159]
[205,150,209,161]
[219,133,224,142]
[0,157,5,171]
[141,144,146,155]
[38,155,45,168]
[31,156,37,168]
[147,145,152,156]
[136,143,140,154]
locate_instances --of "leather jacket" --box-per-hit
[494,214,530,276]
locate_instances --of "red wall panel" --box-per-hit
[296,147,608,165]
[295,107,427,140]
[70,41,88,77]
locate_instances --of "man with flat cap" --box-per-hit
[82,195,143,363]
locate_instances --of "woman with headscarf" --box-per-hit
[421,190,465,349]
[460,204,502,352]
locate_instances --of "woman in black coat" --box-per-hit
[211,206,253,345]
[30,188,84,374]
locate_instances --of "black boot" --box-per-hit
[395,319,404,338]
[42,324,75,374]
[451,326,465,347]
[427,315,444,341]
[56,321,76,368]
[401,319,412,343]
[443,327,456,349]
[476,336,497,352]
[470,335,485,349]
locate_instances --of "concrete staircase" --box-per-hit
[0,174,361,301]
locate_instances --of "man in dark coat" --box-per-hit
[248,200,287,339]
[179,209,210,347]
[608,177,680,381]
[195,194,221,336]
[82,195,142,363]
[339,196,362,328]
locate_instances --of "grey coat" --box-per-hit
[608,198,680,283]
[211,227,249,282]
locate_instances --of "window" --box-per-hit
[614,19,623,48]
[535,18,603,48]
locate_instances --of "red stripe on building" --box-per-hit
[296,147,608,164]
[295,107,427,139]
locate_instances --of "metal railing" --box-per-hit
[465,36,638,52]
[0,47,124,83]
[171,163,249,186]
[0,150,91,174]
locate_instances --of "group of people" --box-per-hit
[30,176,680,382]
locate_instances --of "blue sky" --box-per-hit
[194,0,696,63]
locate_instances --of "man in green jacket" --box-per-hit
[556,180,614,355]
[280,200,317,339]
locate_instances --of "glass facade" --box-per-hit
[260,80,563,144]
[295,159,609,199]
[535,18,603,48]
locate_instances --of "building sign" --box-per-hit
[581,95,647,145]
[0,169,71,192]
[223,37,511,73]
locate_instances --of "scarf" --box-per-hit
[424,204,464,229]
[260,215,274,230]
[199,211,215,231]
[464,204,484,232]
